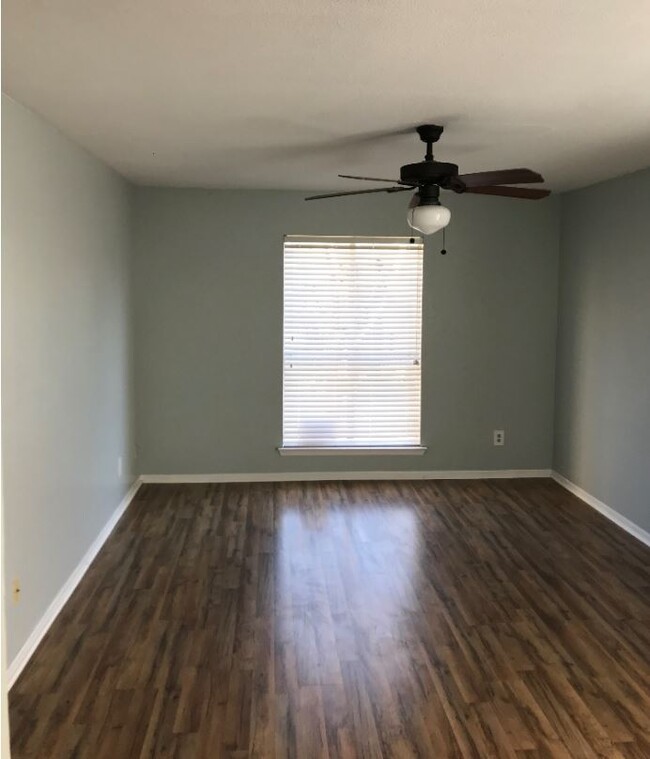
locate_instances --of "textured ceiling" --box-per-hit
[3,0,650,191]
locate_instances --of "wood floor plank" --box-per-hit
[9,478,650,757]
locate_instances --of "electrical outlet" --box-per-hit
[12,578,21,605]
[493,429,505,446]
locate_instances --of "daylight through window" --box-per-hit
[282,235,423,451]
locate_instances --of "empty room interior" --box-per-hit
[1,1,650,757]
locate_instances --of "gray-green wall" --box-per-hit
[4,90,648,678]
[554,169,650,533]
[133,187,560,474]
[2,96,137,663]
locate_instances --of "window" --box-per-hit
[280,235,424,454]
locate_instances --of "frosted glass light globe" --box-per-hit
[407,204,451,235]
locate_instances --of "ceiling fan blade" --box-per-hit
[305,186,411,201]
[339,174,413,186]
[457,168,544,188]
[465,185,551,200]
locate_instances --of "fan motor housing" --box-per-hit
[400,160,459,186]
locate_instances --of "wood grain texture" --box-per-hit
[9,478,650,757]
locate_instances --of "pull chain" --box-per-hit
[440,226,447,255]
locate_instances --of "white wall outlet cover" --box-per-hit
[493,430,505,446]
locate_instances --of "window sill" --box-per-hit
[277,446,427,456]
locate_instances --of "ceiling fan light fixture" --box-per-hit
[407,200,451,235]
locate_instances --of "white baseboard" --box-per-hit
[7,478,142,689]
[140,469,551,484]
[551,471,650,548]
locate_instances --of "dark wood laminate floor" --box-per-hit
[9,479,650,758]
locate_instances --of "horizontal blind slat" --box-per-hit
[282,235,423,448]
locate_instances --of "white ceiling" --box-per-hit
[3,1,650,191]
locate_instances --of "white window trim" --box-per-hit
[277,445,428,456]
[281,235,424,452]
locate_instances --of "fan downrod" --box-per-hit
[416,124,444,162]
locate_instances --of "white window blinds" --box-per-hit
[282,235,423,450]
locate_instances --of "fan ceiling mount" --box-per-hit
[306,123,550,235]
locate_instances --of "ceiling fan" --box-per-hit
[305,124,550,235]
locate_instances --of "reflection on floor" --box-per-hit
[10,478,650,757]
